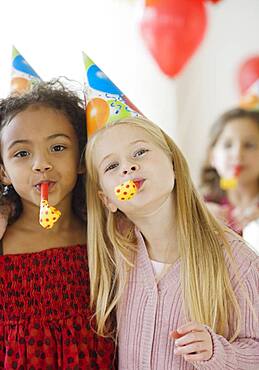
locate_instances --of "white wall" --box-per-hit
[0,0,177,136]
[0,0,258,184]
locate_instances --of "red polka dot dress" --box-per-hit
[0,244,116,369]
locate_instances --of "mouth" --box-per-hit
[34,181,56,193]
[133,179,145,190]
[233,165,244,176]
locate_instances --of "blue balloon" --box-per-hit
[13,55,40,78]
[87,65,122,95]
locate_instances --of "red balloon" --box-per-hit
[238,56,259,94]
[140,0,207,77]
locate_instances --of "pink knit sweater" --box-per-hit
[117,230,259,369]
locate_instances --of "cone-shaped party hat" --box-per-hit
[239,79,259,111]
[83,52,142,136]
[11,46,41,94]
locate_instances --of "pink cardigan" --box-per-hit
[117,230,259,369]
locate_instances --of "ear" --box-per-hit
[0,165,11,186]
[98,190,118,213]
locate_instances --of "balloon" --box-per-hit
[10,77,30,94]
[86,98,110,136]
[12,55,40,78]
[238,56,259,94]
[87,64,122,95]
[140,0,207,77]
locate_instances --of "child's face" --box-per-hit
[211,118,259,183]
[93,124,175,216]
[0,106,80,209]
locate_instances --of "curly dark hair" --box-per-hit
[200,107,259,203]
[0,79,87,223]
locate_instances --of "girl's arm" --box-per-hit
[172,256,259,369]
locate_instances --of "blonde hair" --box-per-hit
[86,116,243,341]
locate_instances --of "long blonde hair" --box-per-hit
[86,116,243,341]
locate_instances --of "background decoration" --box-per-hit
[239,79,259,111]
[11,46,41,94]
[206,0,222,3]
[83,52,142,136]
[140,0,207,77]
[238,55,259,95]
[238,55,259,111]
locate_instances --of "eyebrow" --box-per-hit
[98,140,149,168]
[7,134,72,151]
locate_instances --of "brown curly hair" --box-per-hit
[0,79,87,223]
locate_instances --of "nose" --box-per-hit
[122,164,139,176]
[232,144,244,160]
[32,155,53,173]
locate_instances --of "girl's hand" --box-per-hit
[170,321,213,362]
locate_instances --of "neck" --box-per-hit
[227,181,259,209]
[127,193,178,263]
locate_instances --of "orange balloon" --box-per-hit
[87,98,110,136]
[11,77,30,94]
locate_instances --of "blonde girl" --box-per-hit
[86,116,259,369]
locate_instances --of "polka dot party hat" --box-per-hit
[11,46,42,95]
[82,52,142,136]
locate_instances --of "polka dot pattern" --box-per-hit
[0,245,116,369]
[39,200,61,229]
[114,180,137,201]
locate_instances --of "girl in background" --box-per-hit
[200,108,259,236]
[0,81,115,369]
[85,116,258,369]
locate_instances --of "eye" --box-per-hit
[222,141,232,149]
[51,144,66,152]
[14,150,30,158]
[104,162,119,173]
[134,148,149,157]
[244,142,258,149]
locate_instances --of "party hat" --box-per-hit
[83,52,142,136]
[11,46,41,94]
[239,79,259,111]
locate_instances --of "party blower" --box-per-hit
[220,165,242,190]
[39,183,61,229]
[114,179,146,201]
